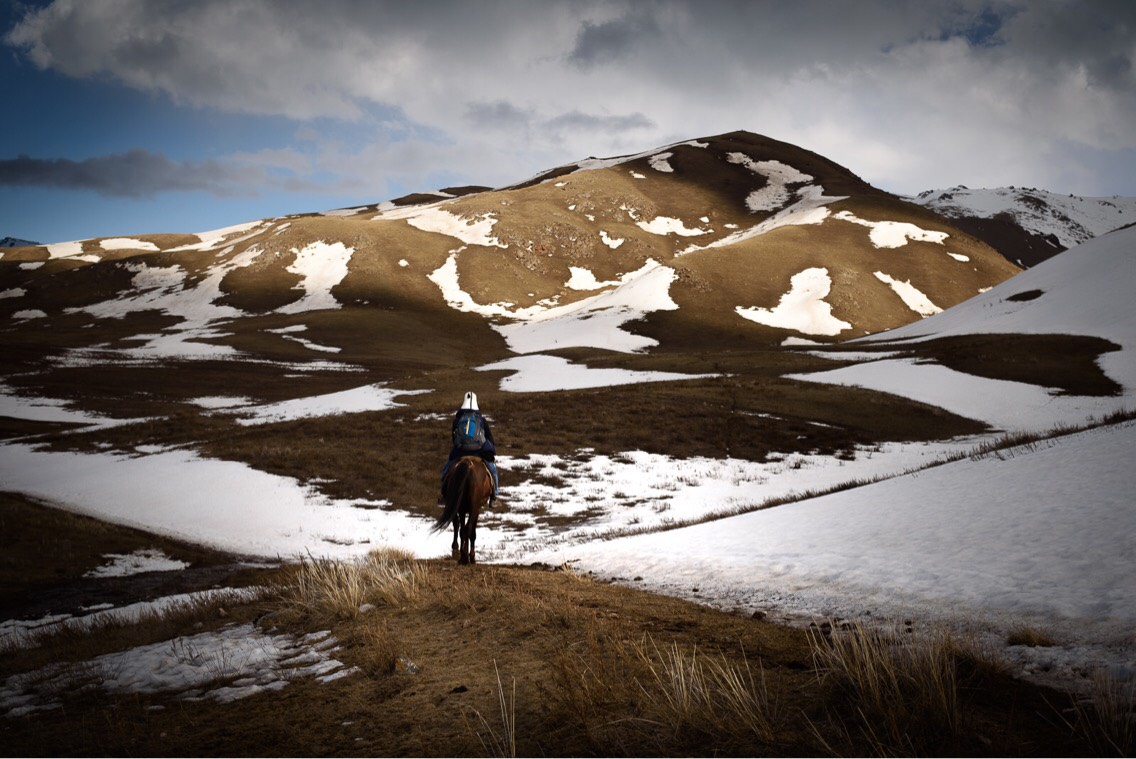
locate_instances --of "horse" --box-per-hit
[434,456,493,564]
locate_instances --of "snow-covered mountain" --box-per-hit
[0,236,39,248]
[0,131,1018,363]
[911,185,1136,268]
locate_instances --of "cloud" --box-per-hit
[0,149,273,197]
[567,11,661,68]
[4,0,1136,197]
[545,110,655,134]
[464,100,534,131]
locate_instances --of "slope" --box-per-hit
[912,185,1136,267]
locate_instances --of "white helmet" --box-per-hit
[461,391,479,411]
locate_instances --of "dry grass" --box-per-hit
[1065,670,1136,757]
[466,661,518,758]
[809,621,1006,755]
[634,638,781,745]
[274,548,426,621]
[1006,626,1059,648]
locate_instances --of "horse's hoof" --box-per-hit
[452,550,460,560]
[459,557,469,566]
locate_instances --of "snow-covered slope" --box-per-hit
[544,230,1136,690]
[912,185,1136,267]
[0,236,39,248]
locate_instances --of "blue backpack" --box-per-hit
[453,410,486,451]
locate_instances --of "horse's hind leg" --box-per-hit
[459,512,473,565]
[467,511,478,565]
[451,517,461,561]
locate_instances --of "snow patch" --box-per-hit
[405,208,507,248]
[45,240,85,258]
[0,288,26,299]
[636,216,709,236]
[648,152,674,172]
[99,238,159,252]
[599,230,624,249]
[0,623,353,716]
[318,206,368,217]
[84,548,190,578]
[565,267,619,291]
[11,310,46,320]
[727,153,813,212]
[277,241,354,315]
[477,354,717,392]
[680,185,847,255]
[492,260,680,354]
[873,271,942,316]
[167,221,265,253]
[234,384,429,426]
[736,268,851,336]
[833,210,949,248]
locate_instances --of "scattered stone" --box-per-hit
[394,655,419,675]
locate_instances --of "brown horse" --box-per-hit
[435,456,492,564]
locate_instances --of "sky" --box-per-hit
[1,0,1134,245]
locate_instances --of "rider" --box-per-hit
[441,391,498,503]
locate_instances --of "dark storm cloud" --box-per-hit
[567,11,661,68]
[5,0,1136,195]
[0,150,271,197]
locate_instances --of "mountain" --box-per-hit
[911,185,1136,268]
[0,236,39,248]
[0,130,1017,373]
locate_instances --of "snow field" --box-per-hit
[534,421,1136,692]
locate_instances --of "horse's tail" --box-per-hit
[433,458,469,532]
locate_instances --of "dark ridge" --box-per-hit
[1,236,40,248]
[389,192,453,206]
[506,163,580,191]
[937,213,1066,268]
[439,185,491,196]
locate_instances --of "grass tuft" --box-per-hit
[1071,670,1136,757]
[809,621,999,755]
[1006,626,1059,647]
[276,548,426,621]
[635,638,780,743]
